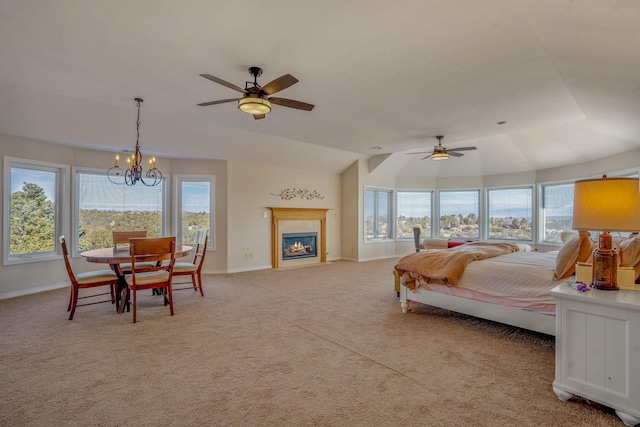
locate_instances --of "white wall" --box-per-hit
[340,161,359,261]
[226,161,342,272]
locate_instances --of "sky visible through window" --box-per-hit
[11,168,56,201]
[488,188,532,219]
[439,191,479,217]
[14,168,567,218]
[181,181,210,213]
[11,169,209,213]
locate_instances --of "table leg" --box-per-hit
[116,277,130,314]
[111,263,130,314]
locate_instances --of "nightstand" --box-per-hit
[551,283,640,426]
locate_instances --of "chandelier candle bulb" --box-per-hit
[115,154,119,167]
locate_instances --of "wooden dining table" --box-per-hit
[81,245,193,313]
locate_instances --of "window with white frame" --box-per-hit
[438,190,480,239]
[540,182,574,244]
[487,187,533,241]
[3,157,69,265]
[364,187,393,241]
[174,175,214,246]
[74,169,166,252]
[396,190,432,239]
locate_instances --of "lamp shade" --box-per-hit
[238,96,271,115]
[572,177,640,232]
[431,152,450,161]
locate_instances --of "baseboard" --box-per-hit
[225,264,273,274]
[357,254,400,262]
[0,282,67,300]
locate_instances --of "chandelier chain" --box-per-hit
[107,98,162,186]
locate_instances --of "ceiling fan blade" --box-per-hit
[253,114,266,120]
[270,97,315,111]
[449,151,464,157]
[406,151,431,155]
[421,154,433,160]
[197,98,238,107]
[199,74,246,93]
[449,146,477,152]
[261,74,298,95]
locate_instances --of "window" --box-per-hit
[174,175,214,246]
[487,187,533,241]
[396,190,432,239]
[438,190,480,239]
[364,187,393,241]
[539,182,574,244]
[74,169,166,252]
[3,157,69,265]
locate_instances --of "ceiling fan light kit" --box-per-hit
[431,151,450,161]
[238,95,271,115]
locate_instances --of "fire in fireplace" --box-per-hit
[282,232,318,260]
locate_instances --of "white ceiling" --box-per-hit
[1,0,640,178]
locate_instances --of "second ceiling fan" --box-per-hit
[407,135,477,160]
[198,67,314,120]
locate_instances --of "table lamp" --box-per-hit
[572,176,640,290]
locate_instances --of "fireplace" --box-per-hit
[282,232,317,260]
[269,208,328,269]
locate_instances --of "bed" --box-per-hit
[394,232,640,336]
[394,241,562,336]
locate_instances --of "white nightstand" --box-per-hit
[551,283,640,426]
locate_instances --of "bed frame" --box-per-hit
[394,271,556,336]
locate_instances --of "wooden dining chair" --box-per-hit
[113,230,147,250]
[126,236,176,323]
[60,236,118,320]
[113,231,155,274]
[172,230,208,296]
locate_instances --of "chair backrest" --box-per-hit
[192,230,208,269]
[59,235,77,284]
[129,236,176,275]
[413,227,422,250]
[113,230,147,250]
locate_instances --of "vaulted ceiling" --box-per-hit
[1,1,639,178]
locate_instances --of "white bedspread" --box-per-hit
[408,250,560,313]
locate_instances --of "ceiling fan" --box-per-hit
[197,66,315,120]
[406,135,477,160]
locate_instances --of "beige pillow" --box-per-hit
[554,231,594,280]
[619,235,640,279]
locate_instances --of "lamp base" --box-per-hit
[591,283,619,291]
[591,232,619,291]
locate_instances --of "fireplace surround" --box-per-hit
[269,207,328,269]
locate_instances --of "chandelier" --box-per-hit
[107,98,162,186]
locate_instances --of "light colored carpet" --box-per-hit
[0,258,621,426]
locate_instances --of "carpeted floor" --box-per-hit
[0,258,622,426]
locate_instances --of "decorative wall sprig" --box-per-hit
[271,188,325,200]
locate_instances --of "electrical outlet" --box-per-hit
[263,211,268,218]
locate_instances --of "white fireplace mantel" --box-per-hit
[268,207,328,269]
